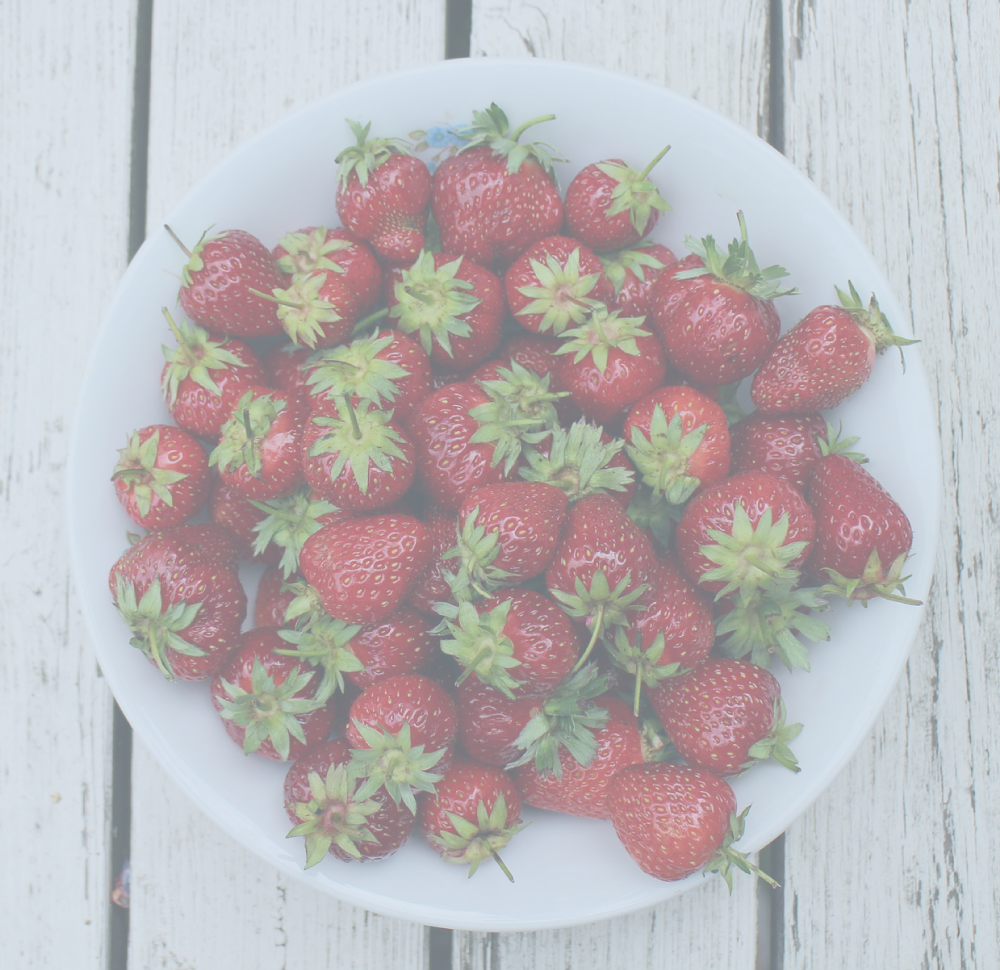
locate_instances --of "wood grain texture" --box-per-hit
[779,1,1000,967]
[0,2,137,968]
[128,3,447,968]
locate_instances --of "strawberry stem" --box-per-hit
[488,845,515,883]
[509,113,556,142]
[163,224,192,259]
[572,604,605,673]
[342,394,362,440]
[637,144,671,180]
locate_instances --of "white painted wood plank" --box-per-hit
[459,3,773,967]
[128,2,446,967]
[779,1,1000,967]
[0,1,137,967]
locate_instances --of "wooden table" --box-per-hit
[4,1,996,967]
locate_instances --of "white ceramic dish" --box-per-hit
[68,57,940,931]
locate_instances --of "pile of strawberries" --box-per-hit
[108,103,921,888]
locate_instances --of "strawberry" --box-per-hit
[623,385,732,506]
[438,587,581,699]
[345,673,458,812]
[649,658,802,776]
[564,145,672,252]
[261,342,315,410]
[431,103,564,267]
[607,762,777,887]
[254,565,297,628]
[299,512,431,623]
[343,605,438,690]
[513,695,644,819]
[335,120,433,263]
[387,250,504,370]
[750,281,919,413]
[210,627,335,762]
[649,212,794,384]
[108,523,247,680]
[601,241,678,318]
[209,385,307,501]
[208,477,283,565]
[405,504,462,615]
[284,737,415,866]
[806,453,921,604]
[167,226,284,338]
[417,758,526,880]
[552,304,667,427]
[160,308,267,440]
[503,235,613,336]
[267,267,360,350]
[729,412,829,491]
[112,424,210,529]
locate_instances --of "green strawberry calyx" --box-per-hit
[595,144,672,234]
[443,504,515,602]
[605,627,685,716]
[703,806,780,892]
[263,274,344,350]
[625,406,709,506]
[274,615,364,700]
[160,306,250,406]
[816,419,868,463]
[438,598,526,700]
[111,428,188,520]
[836,280,919,367]
[304,332,411,409]
[335,119,415,188]
[428,792,528,881]
[458,103,566,177]
[744,697,803,773]
[516,246,607,335]
[554,305,651,375]
[250,485,342,579]
[675,211,796,300]
[275,227,353,277]
[818,547,923,606]
[349,720,446,814]
[600,243,670,297]
[209,389,285,480]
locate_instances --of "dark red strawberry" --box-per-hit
[564,145,671,252]
[623,385,731,506]
[208,477,283,565]
[601,241,678,317]
[729,412,830,491]
[335,120,433,263]
[284,737,415,866]
[108,523,246,680]
[160,308,267,440]
[112,424,210,529]
[504,235,613,336]
[607,762,777,887]
[649,212,794,384]
[299,512,431,623]
[167,226,284,338]
[649,657,801,776]
[210,627,334,762]
[431,103,564,267]
[417,757,526,880]
[344,605,438,690]
[806,453,921,604]
[406,504,462,615]
[261,342,315,410]
[254,565,298,628]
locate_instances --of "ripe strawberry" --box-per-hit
[504,235,613,336]
[623,385,731,506]
[209,385,307,501]
[750,281,918,413]
[417,758,526,880]
[806,453,921,604]
[649,658,802,776]
[649,212,794,384]
[208,477,284,565]
[335,120,433,263]
[112,424,210,529]
[254,564,297,628]
[284,737,415,866]
[405,504,462,615]
[267,267,360,350]
[600,241,678,318]
[108,523,247,680]
[729,412,829,491]
[167,226,284,338]
[513,695,644,819]
[210,627,335,762]
[431,103,564,267]
[564,145,672,252]
[346,673,458,812]
[299,512,431,623]
[387,251,504,370]
[160,308,267,440]
[343,605,438,690]
[607,762,777,887]
[675,472,816,600]
[553,304,667,427]
[261,342,315,410]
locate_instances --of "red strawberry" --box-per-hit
[750,281,919,413]
[210,627,335,762]
[406,504,462,615]
[417,758,526,880]
[649,658,802,776]
[268,268,360,350]
[254,565,297,628]
[346,673,458,812]
[564,145,672,252]
[261,342,315,410]
[431,103,564,267]
[344,605,438,690]
[806,453,921,604]
[299,512,431,623]
[112,424,211,529]
[504,235,613,336]
[208,477,283,565]
[108,523,247,680]
[623,385,732,506]
[335,120,433,263]
[607,762,777,887]
[601,241,678,318]
[167,226,284,338]
[284,737,415,866]
[513,695,644,819]
[649,212,793,384]
[729,412,830,491]
[160,308,267,440]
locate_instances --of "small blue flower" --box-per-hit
[424,124,472,148]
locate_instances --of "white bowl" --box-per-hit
[68,57,941,931]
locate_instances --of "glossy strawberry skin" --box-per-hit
[208,477,283,565]
[262,342,315,410]
[607,762,737,881]
[273,226,381,311]
[455,678,545,767]
[563,160,661,253]
[729,412,828,492]
[177,229,285,338]
[346,605,438,691]
[650,253,781,385]
[254,564,298,628]
[603,242,678,317]
[405,504,461,615]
